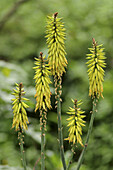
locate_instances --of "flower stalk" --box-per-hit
[67,145,76,170]
[46,12,68,169]
[65,99,86,170]
[56,77,66,170]
[12,82,29,170]
[33,52,52,170]
[18,131,26,170]
[40,110,46,170]
[76,97,97,170]
[76,38,106,169]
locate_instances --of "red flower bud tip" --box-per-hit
[74,99,77,105]
[40,52,43,56]
[19,82,23,89]
[92,38,97,46]
[54,12,58,18]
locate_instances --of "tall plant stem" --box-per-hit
[41,111,45,170]
[76,97,97,170]
[67,146,75,170]
[18,131,27,170]
[56,78,66,170]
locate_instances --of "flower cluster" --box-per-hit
[12,83,29,131]
[86,38,106,98]
[46,12,68,77]
[65,99,86,146]
[33,52,51,112]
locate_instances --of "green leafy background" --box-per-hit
[0,0,113,169]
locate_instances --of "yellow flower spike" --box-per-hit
[46,12,68,77]
[33,52,52,112]
[86,38,106,98]
[12,82,29,131]
[33,51,52,169]
[65,99,86,146]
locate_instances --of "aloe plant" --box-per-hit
[46,12,68,170]
[12,82,29,170]
[33,52,52,170]
[76,38,106,170]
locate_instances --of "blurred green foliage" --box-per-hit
[0,0,113,169]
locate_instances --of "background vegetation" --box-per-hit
[0,0,113,169]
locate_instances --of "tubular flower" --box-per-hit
[45,12,68,77]
[12,83,29,131]
[86,38,106,98]
[65,99,86,146]
[33,52,52,112]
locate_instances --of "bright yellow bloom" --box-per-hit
[65,99,86,146]
[33,52,52,112]
[86,38,106,98]
[12,83,29,131]
[46,12,68,77]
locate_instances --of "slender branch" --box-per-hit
[56,77,66,170]
[18,131,27,170]
[67,146,75,170]
[76,97,97,170]
[0,0,29,30]
[33,156,41,170]
[41,110,45,170]
[57,96,67,170]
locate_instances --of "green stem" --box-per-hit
[19,131,27,170]
[76,97,97,170]
[57,95,67,170]
[41,111,45,170]
[67,146,75,170]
